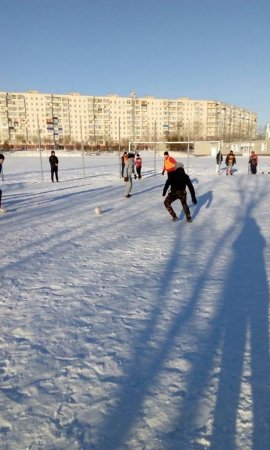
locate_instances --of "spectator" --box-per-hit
[216,150,223,173]
[121,151,128,178]
[225,150,236,176]
[135,153,142,179]
[249,150,258,174]
[49,150,59,182]
[123,153,136,198]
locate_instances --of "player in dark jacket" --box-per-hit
[49,151,59,182]
[162,165,197,222]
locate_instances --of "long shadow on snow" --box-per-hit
[2,185,115,221]
[163,177,270,450]
[191,190,213,220]
[91,199,226,448]
[91,223,188,449]
[1,181,135,272]
[209,214,270,450]
[178,189,213,221]
[92,177,270,450]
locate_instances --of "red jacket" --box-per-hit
[135,156,142,167]
[249,153,258,165]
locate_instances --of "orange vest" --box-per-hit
[163,156,177,173]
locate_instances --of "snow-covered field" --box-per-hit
[0,152,270,450]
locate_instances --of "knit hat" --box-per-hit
[175,162,184,169]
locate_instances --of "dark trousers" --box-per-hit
[250,164,257,174]
[0,188,2,207]
[164,190,191,220]
[121,164,125,178]
[136,167,142,178]
[51,167,58,182]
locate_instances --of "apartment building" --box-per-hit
[0,90,257,147]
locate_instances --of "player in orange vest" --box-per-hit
[162,151,177,175]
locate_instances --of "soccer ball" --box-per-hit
[95,206,102,215]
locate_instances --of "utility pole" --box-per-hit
[92,96,96,149]
[130,91,137,151]
[118,117,121,178]
[80,118,86,178]
[218,107,226,174]
[37,116,44,181]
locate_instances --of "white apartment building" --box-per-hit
[0,90,257,147]
[265,123,270,140]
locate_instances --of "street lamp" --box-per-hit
[218,107,226,174]
[247,117,257,174]
[37,116,44,181]
[130,91,136,151]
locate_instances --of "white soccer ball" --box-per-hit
[95,206,102,215]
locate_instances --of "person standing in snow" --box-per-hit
[123,153,136,198]
[216,150,223,173]
[121,151,128,178]
[162,163,197,222]
[49,150,59,182]
[225,150,236,176]
[0,154,5,212]
[0,153,4,177]
[135,153,142,179]
[249,150,258,174]
[162,151,177,175]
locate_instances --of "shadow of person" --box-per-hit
[210,216,270,450]
[179,190,213,220]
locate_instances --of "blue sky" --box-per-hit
[1,0,269,127]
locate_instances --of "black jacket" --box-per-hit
[163,168,197,203]
[216,152,223,164]
[49,155,59,168]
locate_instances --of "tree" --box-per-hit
[63,135,72,146]
[16,134,27,144]
[166,134,189,152]
[192,121,204,140]
[2,141,10,150]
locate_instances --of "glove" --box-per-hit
[124,177,128,182]
[192,198,197,205]
[162,170,165,176]
[162,191,166,197]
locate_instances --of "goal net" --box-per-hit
[128,141,195,175]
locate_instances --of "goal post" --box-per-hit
[128,141,195,175]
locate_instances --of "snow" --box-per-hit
[1,152,270,450]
